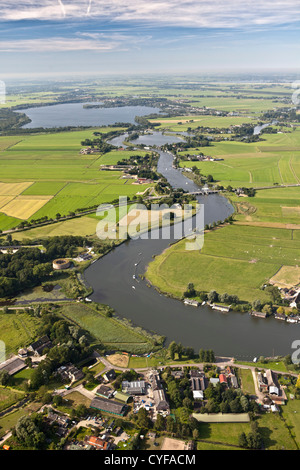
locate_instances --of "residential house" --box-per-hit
[103,369,117,382]
[96,385,114,399]
[28,335,52,356]
[86,436,110,450]
[56,363,84,383]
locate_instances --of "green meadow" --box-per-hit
[146,224,300,303]
[179,128,300,188]
[0,312,41,357]
[0,128,152,231]
[58,303,159,354]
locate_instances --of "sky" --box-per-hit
[0,0,300,79]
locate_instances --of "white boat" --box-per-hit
[132,286,136,289]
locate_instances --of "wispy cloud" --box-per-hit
[0,32,152,53]
[1,0,300,29]
[0,37,122,52]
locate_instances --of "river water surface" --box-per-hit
[84,136,300,360]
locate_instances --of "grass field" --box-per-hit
[0,128,153,230]
[239,369,256,395]
[179,129,300,188]
[58,303,158,354]
[0,401,42,439]
[0,312,41,357]
[0,387,25,413]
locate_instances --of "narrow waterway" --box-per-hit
[84,142,299,360]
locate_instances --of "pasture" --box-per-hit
[58,303,158,354]
[179,128,300,188]
[0,128,153,230]
[146,224,300,303]
[0,312,41,357]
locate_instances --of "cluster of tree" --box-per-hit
[238,422,263,449]
[183,284,240,306]
[154,180,172,195]
[262,108,300,123]
[261,126,278,134]
[28,312,92,390]
[0,108,31,131]
[201,382,260,415]
[154,188,196,208]
[12,414,47,450]
[167,341,195,361]
[198,349,215,362]
[253,285,283,311]
[233,123,256,137]
[238,187,256,197]
[0,236,90,298]
[204,215,234,231]
[0,248,52,298]
[81,137,114,154]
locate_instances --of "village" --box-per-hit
[0,331,297,451]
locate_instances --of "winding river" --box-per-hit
[84,133,300,360]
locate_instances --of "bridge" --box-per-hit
[187,189,219,195]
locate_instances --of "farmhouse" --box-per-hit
[259,369,287,405]
[90,397,126,416]
[219,374,228,385]
[86,436,110,450]
[96,385,114,399]
[46,411,70,437]
[103,369,117,382]
[56,363,84,383]
[28,335,52,356]
[171,370,184,380]
[149,370,170,414]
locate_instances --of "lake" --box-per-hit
[17,102,162,129]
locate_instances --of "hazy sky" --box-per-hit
[0,0,300,78]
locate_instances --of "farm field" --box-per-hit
[58,303,158,354]
[146,224,300,303]
[231,187,300,227]
[0,387,25,413]
[9,215,102,240]
[0,128,152,231]
[0,312,41,357]
[179,128,300,188]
